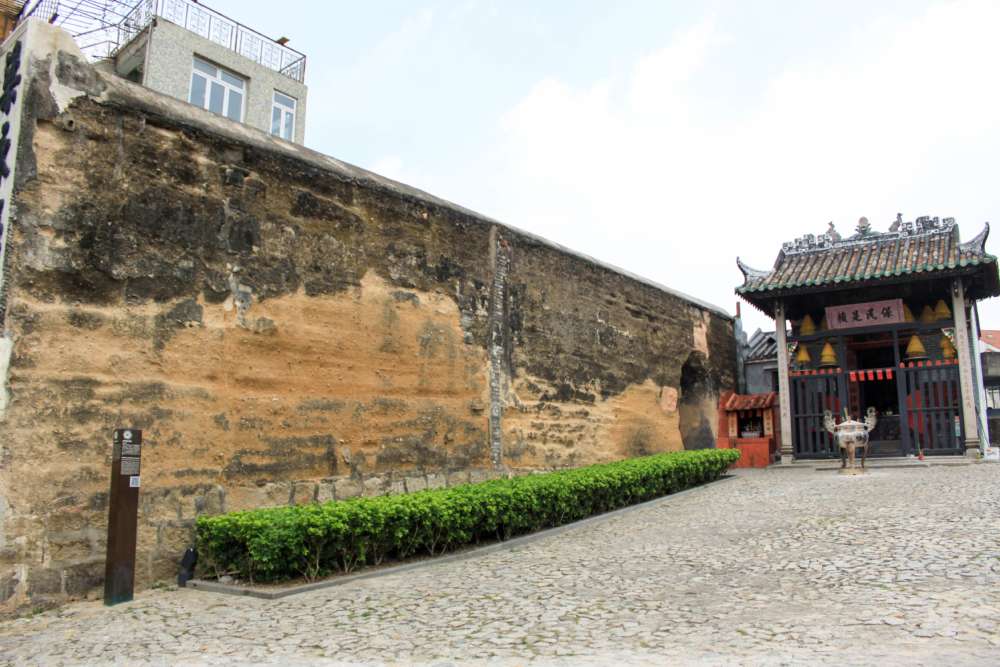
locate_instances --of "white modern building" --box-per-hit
[18,0,307,144]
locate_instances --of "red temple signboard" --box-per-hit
[826,298,904,330]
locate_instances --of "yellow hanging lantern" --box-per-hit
[933,299,952,321]
[799,314,817,335]
[905,335,928,360]
[795,345,812,364]
[940,335,956,359]
[919,305,936,324]
[903,304,915,322]
[819,342,838,367]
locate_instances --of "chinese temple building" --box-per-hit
[737,215,1000,462]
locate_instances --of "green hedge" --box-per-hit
[196,449,739,583]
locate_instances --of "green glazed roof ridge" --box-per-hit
[737,220,997,300]
[739,260,994,295]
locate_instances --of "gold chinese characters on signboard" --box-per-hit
[825,299,904,330]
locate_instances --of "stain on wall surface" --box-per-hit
[678,351,720,450]
[0,32,736,614]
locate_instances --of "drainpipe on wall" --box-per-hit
[734,302,747,394]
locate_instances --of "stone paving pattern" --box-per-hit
[1,464,999,665]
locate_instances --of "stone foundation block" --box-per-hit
[43,508,92,534]
[290,481,317,504]
[140,490,183,523]
[264,482,294,506]
[0,571,20,603]
[446,471,470,487]
[27,568,62,596]
[334,478,363,499]
[316,480,335,503]
[157,520,196,554]
[363,476,386,496]
[468,469,493,484]
[404,475,426,493]
[225,485,271,512]
[46,531,95,566]
[190,485,225,517]
[62,560,103,597]
[148,551,180,584]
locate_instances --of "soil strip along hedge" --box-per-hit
[196,449,739,583]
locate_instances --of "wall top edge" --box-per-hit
[12,21,732,321]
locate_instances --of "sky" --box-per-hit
[214,0,1000,335]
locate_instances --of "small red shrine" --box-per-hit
[716,391,780,467]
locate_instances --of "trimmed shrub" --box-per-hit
[196,448,739,583]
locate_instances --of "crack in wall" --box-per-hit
[487,229,511,468]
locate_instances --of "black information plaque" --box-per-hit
[104,428,142,606]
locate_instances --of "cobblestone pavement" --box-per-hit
[2,464,1000,666]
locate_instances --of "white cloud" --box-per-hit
[628,16,724,116]
[488,0,1000,333]
[368,8,435,65]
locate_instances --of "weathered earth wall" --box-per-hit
[0,22,736,613]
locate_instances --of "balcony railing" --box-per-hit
[18,0,306,81]
[118,0,305,82]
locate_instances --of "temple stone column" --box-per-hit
[951,279,982,457]
[774,301,794,464]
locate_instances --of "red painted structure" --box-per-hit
[716,391,780,467]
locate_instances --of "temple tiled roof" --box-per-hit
[745,329,777,363]
[737,216,996,296]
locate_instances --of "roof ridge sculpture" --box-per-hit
[780,215,958,256]
[735,214,1000,310]
[737,256,771,280]
[959,222,990,255]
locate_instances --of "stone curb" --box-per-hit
[766,456,974,472]
[813,462,973,471]
[185,474,737,600]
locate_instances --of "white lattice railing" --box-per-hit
[118,0,305,82]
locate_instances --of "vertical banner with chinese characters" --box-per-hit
[826,299,904,330]
[0,39,25,329]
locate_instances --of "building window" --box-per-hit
[987,386,1000,410]
[189,57,245,122]
[271,91,296,140]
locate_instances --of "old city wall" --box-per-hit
[0,23,736,613]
